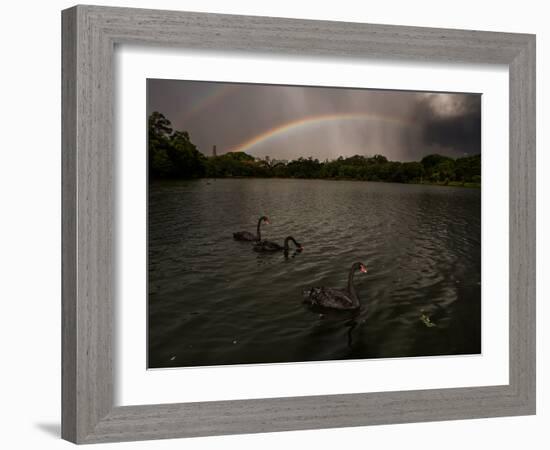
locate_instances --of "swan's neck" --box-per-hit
[347,266,359,303]
[284,237,295,250]
[256,218,263,241]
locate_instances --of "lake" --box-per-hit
[148,178,481,368]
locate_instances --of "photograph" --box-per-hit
[147,79,482,369]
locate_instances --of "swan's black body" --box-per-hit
[253,236,303,253]
[233,216,269,242]
[304,262,367,310]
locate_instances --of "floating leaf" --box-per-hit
[420,313,437,328]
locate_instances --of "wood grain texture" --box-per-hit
[61,7,77,443]
[62,5,114,442]
[61,4,536,444]
[508,36,536,409]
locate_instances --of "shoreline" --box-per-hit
[151,176,481,189]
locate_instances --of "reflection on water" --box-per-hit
[148,178,481,368]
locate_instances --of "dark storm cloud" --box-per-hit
[416,94,481,156]
[147,79,481,161]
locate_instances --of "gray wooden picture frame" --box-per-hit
[61,4,536,444]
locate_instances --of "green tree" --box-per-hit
[148,111,205,178]
[148,112,480,187]
[148,111,174,177]
[169,131,206,178]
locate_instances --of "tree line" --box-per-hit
[149,111,481,187]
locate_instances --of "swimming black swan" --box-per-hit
[253,236,303,253]
[303,262,367,310]
[233,216,270,241]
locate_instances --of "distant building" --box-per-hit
[212,145,217,157]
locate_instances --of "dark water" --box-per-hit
[148,178,481,368]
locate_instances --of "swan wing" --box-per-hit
[255,240,283,251]
[265,241,283,250]
[307,287,355,309]
[233,231,257,241]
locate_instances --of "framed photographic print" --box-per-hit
[62,5,536,444]
[146,79,483,369]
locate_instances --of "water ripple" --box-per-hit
[149,178,481,367]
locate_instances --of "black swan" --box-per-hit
[303,262,367,310]
[233,216,270,241]
[253,236,303,253]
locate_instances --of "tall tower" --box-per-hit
[212,145,217,157]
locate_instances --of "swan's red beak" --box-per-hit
[265,219,270,224]
[360,265,368,273]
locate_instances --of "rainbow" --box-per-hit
[181,84,239,122]
[231,113,414,154]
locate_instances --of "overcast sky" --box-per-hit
[147,79,481,162]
